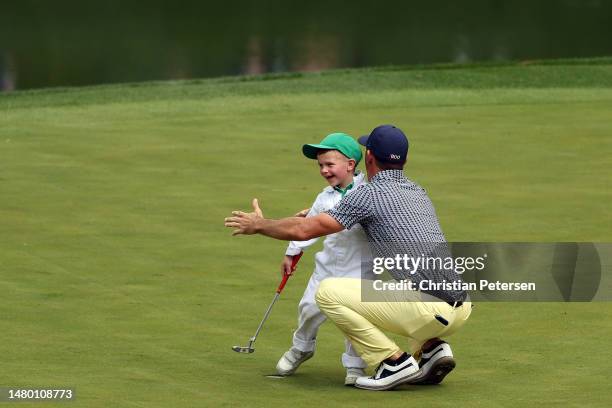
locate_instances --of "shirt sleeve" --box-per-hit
[325,184,373,229]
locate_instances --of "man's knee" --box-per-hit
[315,278,340,307]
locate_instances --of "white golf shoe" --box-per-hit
[355,353,419,391]
[276,347,314,376]
[409,340,456,385]
[344,368,366,386]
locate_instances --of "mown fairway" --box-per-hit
[1,60,611,407]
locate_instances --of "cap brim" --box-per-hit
[358,135,369,146]
[302,143,334,159]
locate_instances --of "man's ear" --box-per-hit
[365,150,375,164]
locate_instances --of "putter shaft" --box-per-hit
[232,252,303,354]
[251,292,280,342]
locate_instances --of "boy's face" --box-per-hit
[316,150,356,188]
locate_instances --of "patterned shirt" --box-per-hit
[326,169,466,302]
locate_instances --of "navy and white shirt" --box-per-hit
[326,169,466,302]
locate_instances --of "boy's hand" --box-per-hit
[225,198,264,235]
[293,208,310,217]
[281,255,297,276]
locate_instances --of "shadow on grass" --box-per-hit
[264,369,453,394]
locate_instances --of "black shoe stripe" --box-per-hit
[419,346,444,366]
[377,362,414,379]
[422,340,446,354]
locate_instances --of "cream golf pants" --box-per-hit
[315,278,472,367]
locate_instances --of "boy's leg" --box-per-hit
[342,338,367,369]
[292,273,327,352]
[277,272,326,376]
[342,337,368,386]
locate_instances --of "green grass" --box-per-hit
[1,59,612,407]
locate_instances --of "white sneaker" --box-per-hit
[344,368,366,386]
[355,353,419,391]
[410,340,455,384]
[276,347,314,376]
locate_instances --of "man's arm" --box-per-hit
[224,199,344,241]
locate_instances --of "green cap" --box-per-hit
[302,133,362,165]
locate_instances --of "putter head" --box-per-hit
[232,345,255,354]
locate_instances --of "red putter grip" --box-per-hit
[276,251,303,294]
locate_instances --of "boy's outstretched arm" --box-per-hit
[225,199,344,241]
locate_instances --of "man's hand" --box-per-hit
[224,198,264,236]
[225,201,344,241]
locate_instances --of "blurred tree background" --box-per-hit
[1,0,611,90]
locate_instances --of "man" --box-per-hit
[225,125,471,391]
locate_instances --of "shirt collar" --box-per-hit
[334,181,354,197]
[331,171,364,196]
[371,169,405,183]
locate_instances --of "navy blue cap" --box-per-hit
[358,125,409,163]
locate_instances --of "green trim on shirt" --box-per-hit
[334,181,354,197]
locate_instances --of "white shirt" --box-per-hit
[285,172,372,278]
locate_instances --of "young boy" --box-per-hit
[276,132,371,385]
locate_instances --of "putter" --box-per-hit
[232,251,303,354]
